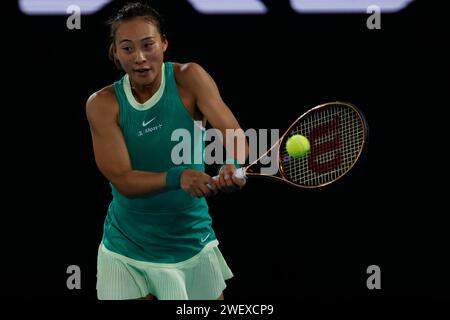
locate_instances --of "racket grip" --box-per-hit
[207,168,247,190]
[213,167,246,180]
[235,167,246,179]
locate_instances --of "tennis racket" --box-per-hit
[215,101,369,189]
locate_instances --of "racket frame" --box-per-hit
[241,101,369,189]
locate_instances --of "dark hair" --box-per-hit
[107,2,167,70]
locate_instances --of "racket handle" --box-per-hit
[213,167,246,180]
[207,168,247,190]
[235,167,246,179]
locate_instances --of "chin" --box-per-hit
[131,74,153,86]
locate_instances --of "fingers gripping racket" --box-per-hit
[216,101,369,189]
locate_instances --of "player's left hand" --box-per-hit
[214,164,246,192]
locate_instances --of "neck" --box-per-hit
[130,71,162,104]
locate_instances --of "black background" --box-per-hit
[4,0,449,302]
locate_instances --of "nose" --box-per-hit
[134,49,146,64]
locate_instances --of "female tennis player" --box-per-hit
[86,2,248,300]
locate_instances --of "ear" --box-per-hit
[109,42,123,71]
[112,44,118,60]
[109,42,118,60]
[162,35,168,52]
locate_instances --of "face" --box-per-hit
[114,17,168,87]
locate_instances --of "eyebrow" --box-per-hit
[119,37,155,44]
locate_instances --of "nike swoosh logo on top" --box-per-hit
[201,233,211,243]
[142,117,156,127]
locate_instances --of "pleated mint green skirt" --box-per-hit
[96,240,233,300]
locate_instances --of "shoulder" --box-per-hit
[172,62,213,87]
[86,84,117,109]
[172,62,218,97]
[172,62,205,76]
[85,84,119,122]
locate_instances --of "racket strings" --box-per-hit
[281,105,365,187]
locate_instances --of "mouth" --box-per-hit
[133,67,151,76]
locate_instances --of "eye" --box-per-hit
[122,47,132,52]
[144,43,154,48]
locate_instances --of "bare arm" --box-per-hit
[178,63,249,191]
[180,63,249,162]
[86,88,167,197]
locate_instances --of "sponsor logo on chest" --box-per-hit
[137,117,163,137]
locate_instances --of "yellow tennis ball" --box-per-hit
[286,134,310,159]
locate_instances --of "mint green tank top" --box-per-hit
[102,62,216,263]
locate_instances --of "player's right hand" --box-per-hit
[180,169,217,198]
